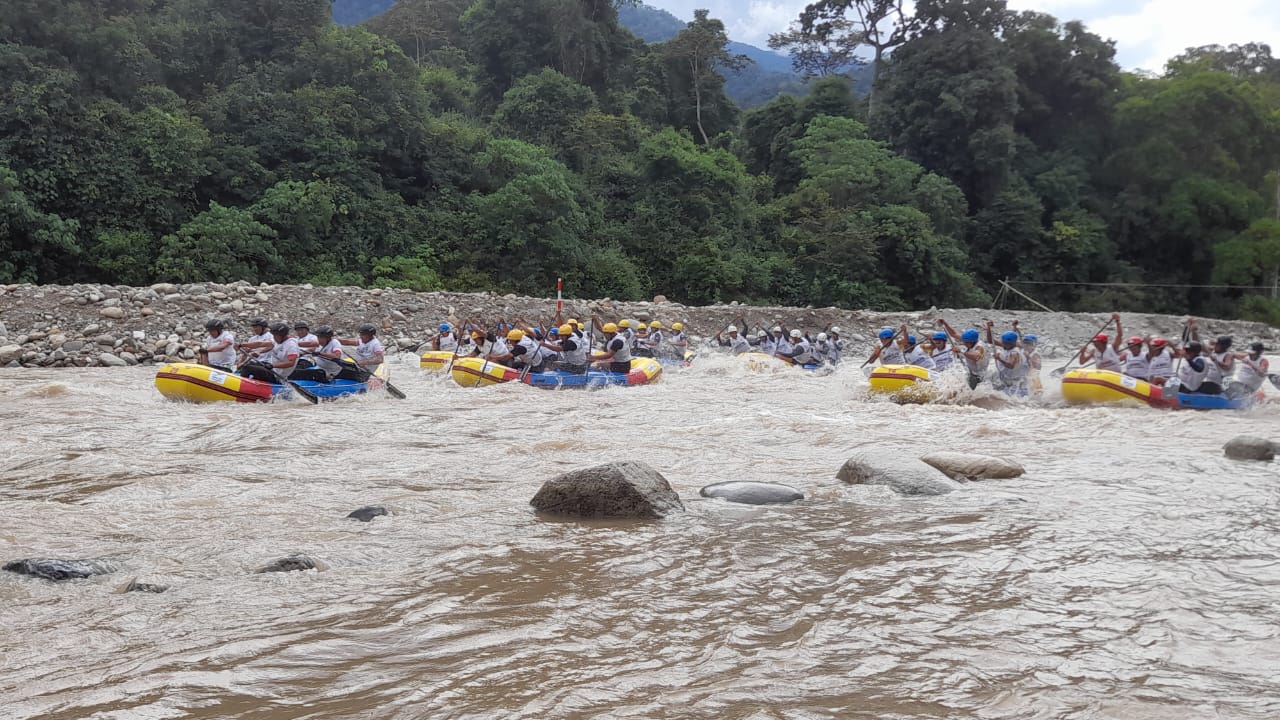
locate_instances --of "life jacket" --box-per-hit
[790,338,817,365]
[879,342,905,365]
[559,335,588,366]
[1122,350,1150,380]
[608,335,632,363]
[1234,355,1267,391]
[930,344,954,371]
[1178,356,1209,393]
[994,346,1027,383]
[1148,349,1173,378]
[438,333,458,352]
[1095,345,1122,372]
[904,345,935,370]
[961,342,990,377]
[313,338,344,375]
[1205,351,1229,385]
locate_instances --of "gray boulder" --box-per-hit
[255,555,319,573]
[837,449,961,495]
[122,578,169,594]
[1224,436,1275,462]
[919,452,1026,480]
[98,352,128,367]
[346,505,389,522]
[700,481,804,505]
[531,461,684,519]
[4,558,118,581]
[0,345,21,365]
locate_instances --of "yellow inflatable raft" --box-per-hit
[155,363,277,403]
[1060,368,1164,407]
[868,364,941,403]
[450,357,662,389]
[419,350,458,371]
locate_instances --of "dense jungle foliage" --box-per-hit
[1,0,1279,320]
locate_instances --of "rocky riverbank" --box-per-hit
[0,282,1276,368]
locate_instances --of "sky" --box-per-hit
[644,0,1280,72]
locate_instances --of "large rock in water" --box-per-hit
[837,449,961,496]
[1224,436,1275,462]
[255,555,319,573]
[3,558,118,581]
[919,452,1026,480]
[346,505,389,522]
[700,481,804,505]
[531,461,684,519]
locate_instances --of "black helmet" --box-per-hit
[358,323,377,335]
[204,318,224,331]
[1215,336,1232,350]
[316,325,334,337]
[1185,341,1203,354]
[250,317,268,328]
[293,321,309,330]
[269,322,289,335]
[1250,342,1265,353]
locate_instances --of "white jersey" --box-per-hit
[1095,345,1123,372]
[930,344,954,371]
[355,337,384,365]
[1121,349,1150,380]
[878,342,905,366]
[1205,351,1230,386]
[296,332,319,348]
[438,333,458,352]
[960,342,990,378]
[1234,355,1268,392]
[1177,356,1210,393]
[1148,349,1174,378]
[994,346,1028,383]
[246,332,275,355]
[313,338,344,375]
[904,345,935,370]
[755,337,776,355]
[789,338,818,365]
[203,330,236,368]
[773,337,793,355]
[725,335,751,356]
[261,337,300,378]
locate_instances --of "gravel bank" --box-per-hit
[0,282,1276,368]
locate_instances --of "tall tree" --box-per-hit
[660,9,748,144]
[779,0,910,106]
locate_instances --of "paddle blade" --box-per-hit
[384,381,407,400]
[1050,366,1069,378]
[287,381,320,404]
[1269,374,1280,392]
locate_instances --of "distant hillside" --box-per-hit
[330,0,860,108]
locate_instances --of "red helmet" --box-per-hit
[1151,338,1167,347]
[1094,334,1109,342]
[1126,336,1143,346]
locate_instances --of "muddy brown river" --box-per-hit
[2,356,1279,719]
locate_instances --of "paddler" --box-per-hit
[715,325,752,355]
[432,323,459,352]
[814,333,836,365]
[1228,342,1269,398]
[293,321,319,351]
[669,322,688,356]
[827,326,845,365]
[901,327,936,370]
[777,329,819,366]
[592,323,633,373]
[502,328,551,374]
[1189,318,1235,391]
[1021,333,1043,395]
[938,319,989,389]
[198,318,235,371]
[771,326,793,356]
[646,321,665,358]
[926,331,954,371]
[1174,341,1218,395]
[335,323,385,380]
[865,327,905,366]
[1147,338,1174,385]
[1120,336,1150,381]
[310,326,344,380]
[1078,313,1124,372]
[632,323,652,358]
[752,329,776,355]
[987,323,1027,396]
[240,322,300,383]
[235,318,275,357]
[542,324,589,374]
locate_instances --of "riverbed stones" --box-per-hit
[98,352,128,367]
[531,461,684,519]
[837,449,961,495]
[0,344,21,364]
[346,505,389,522]
[255,555,319,573]
[919,452,1026,480]
[99,306,125,319]
[700,481,804,505]
[3,558,118,581]
[1223,436,1275,462]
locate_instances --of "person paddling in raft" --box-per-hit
[592,323,633,373]
[865,327,905,366]
[1228,342,1269,398]
[1078,313,1124,372]
[776,329,820,367]
[235,318,275,358]
[987,322,1028,396]
[715,325,752,355]
[1188,318,1235,394]
[937,319,990,389]
[1146,338,1175,386]
[900,325,936,371]
[334,323,384,381]
[1173,341,1220,395]
[1012,322,1042,395]
[198,318,235,371]
[541,324,589,374]
[240,322,300,383]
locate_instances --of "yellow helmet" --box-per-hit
[618,319,631,328]
[566,318,579,326]
[649,321,663,329]
[672,322,684,331]
[507,329,524,342]
[558,324,573,336]
[602,323,618,333]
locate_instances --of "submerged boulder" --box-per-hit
[700,481,804,505]
[837,449,961,496]
[121,578,169,594]
[346,505,389,522]
[919,452,1026,480]
[3,558,118,581]
[255,555,319,574]
[531,461,684,519]
[1224,436,1275,462]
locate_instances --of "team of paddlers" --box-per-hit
[194,312,1269,398]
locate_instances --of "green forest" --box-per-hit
[2,0,1279,321]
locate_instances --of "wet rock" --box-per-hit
[0,344,21,364]
[700,481,804,505]
[255,555,319,573]
[4,558,118,581]
[99,306,125,319]
[1224,436,1275,462]
[837,449,961,496]
[98,352,128,367]
[531,461,684,519]
[62,340,85,353]
[919,452,1026,480]
[346,505,389,522]
[119,352,139,365]
[121,578,169,594]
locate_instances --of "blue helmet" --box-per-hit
[1022,334,1037,344]
[932,331,947,342]
[906,335,917,345]
[961,329,980,343]
[1001,331,1019,344]
[549,328,560,336]
[439,323,451,332]
[878,328,895,340]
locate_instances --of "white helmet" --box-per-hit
[817,332,828,341]
[726,325,738,333]
[830,326,842,335]
[757,330,767,338]
[790,329,802,338]
[771,326,782,333]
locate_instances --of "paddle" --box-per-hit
[339,349,407,400]
[444,320,473,373]
[860,327,903,369]
[1049,316,1116,378]
[1268,374,1280,391]
[286,379,320,404]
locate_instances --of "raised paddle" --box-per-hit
[339,349,407,400]
[1050,316,1116,378]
